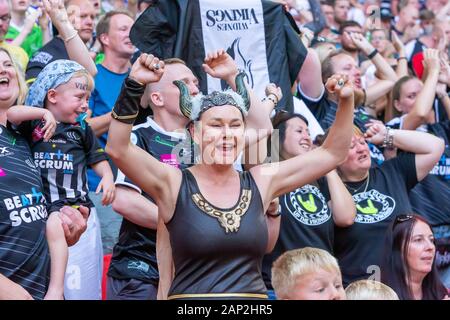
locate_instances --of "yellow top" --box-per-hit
[0,41,29,73]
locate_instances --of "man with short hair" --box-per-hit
[339,20,365,65]
[392,4,420,43]
[318,0,340,44]
[87,9,135,191]
[86,10,136,255]
[332,0,349,26]
[321,0,334,28]
[0,0,28,71]
[25,0,96,83]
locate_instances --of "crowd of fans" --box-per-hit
[0,0,449,300]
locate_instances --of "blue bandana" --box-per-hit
[25,59,88,128]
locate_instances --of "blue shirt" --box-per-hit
[88,64,129,190]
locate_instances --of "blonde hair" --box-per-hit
[71,69,95,92]
[352,125,364,138]
[271,247,341,299]
[345,280,399,300]
[0,47,28,104]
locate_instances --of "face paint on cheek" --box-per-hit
[75,82,88,91]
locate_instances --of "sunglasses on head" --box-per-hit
[393,214,413,228]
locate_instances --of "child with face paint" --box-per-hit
[7,59,115,299]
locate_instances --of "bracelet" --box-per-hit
[267,93,280,104]
[266,211,281,218]
[381,127,395,149]
[263,95,278,107]
[63,30,78,42]
[397,57,407,61]
[367,48,378,59]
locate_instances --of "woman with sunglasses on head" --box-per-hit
[106,52,356,300]
[261,110,356,296]
[386,49,450,288]
[333,120,444,287]
[382,214,449,300]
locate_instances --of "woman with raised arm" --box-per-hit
[0,47,88,300]
[106,53,355,300]
[333,120,444,287]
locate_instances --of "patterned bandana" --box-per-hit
[25,59,85,108]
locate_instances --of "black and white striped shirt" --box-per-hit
[17,120,107,212]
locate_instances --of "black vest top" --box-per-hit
[167,169,268,300]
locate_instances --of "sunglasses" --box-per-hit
[393,214,414,228]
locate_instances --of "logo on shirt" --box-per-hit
[353,189,396,224]
[127,260,149,273]
[0,146,13,157]
[30,51,53,64]
[25,158,39,173]
[34,150,74,174]
[205,8,260,31]
[0,166,6,177]
[66,131,81,142]
[225,38,254,89]
[4,187,48,227]
[160,154,179,168]
[430,154,450,180]
[49,138,67,144]
[284,184,330,226]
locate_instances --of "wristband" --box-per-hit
[263,95,278,107]
[367,48,378,59]
[381,127,395,149]
[64,30,78,42]
[111,77,145,124]
[267,93,279,104]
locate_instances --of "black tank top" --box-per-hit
[167,169,268,300]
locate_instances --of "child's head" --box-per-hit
[25,60,94,124]
[345,280,399,300]
[271,247,346,300]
